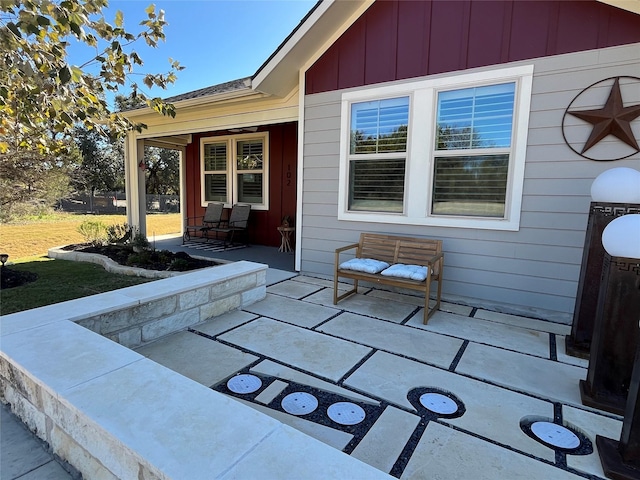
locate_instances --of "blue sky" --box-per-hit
[69,1,316,105]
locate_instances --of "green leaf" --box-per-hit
[115,10,123,27]
[70,66,83,82]
[60,111,73,125]
[7,22,22,38]
[59,66,72,84]
[70,21,81,36]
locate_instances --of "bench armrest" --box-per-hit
[334,243,359,270]
[427,252,444,264]
[335,243,359,255]
[425,251,444,276]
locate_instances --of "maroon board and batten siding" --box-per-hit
[183,122,297,247]
[306,0,640,94]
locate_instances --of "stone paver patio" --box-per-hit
[134,274,622,480]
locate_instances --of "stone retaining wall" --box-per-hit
[76,264,266,348]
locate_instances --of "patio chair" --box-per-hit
[183,202,224,243]
[207,203,251,248]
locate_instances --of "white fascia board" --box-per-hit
[597,0,640,14]
[123,87,261,119]
[253,0,370,97]
[252,0,335,90]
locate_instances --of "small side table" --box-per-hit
[277,226,295,253]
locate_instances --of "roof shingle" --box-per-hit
[163,77,251,103]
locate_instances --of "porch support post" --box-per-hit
[178,146,187,237]
[124,133,147,235]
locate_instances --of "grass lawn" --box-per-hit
[0,258,153,315]
[0,213,180,315]
[0,212,181,261]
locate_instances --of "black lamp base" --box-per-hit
[565,336,591,359]
[580,379,626,416]
[597,435,640,480]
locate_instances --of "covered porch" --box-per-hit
[122,78,300,260]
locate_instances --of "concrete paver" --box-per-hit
[219,317,372,381]
[455,341,587,407]
[255,379,288,404]
[250,360,378,405]
[1,404,74,480]
[351,406,421,472]
[267,279,324,299]
[317,312,463,369]
[304,288,416,323]
[191,310,258,337]
[135,330,258,387]
[243,293,339,328]
[401,422,581,479]
[474,308,572,336]
[406,310,551,358]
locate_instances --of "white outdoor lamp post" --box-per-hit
[594,214,640,479]
[567,168,640,358]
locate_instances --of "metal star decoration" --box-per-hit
[568,77,640,154]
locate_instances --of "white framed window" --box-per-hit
[200,132,269,210]
[348,97,409,213]
[338,65,533,231]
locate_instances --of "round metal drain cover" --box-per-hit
[419,393,459,415]
[227,374,262,394]
[281,392,318,415]
[531,422,580,449]
[327,402,366,425]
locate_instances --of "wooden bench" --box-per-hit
[333,233,444,324]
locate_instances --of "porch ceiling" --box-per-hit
[144,134,192,149]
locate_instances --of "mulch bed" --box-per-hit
[0,245,220,291]
[1,268,38,290]
[62,244,220,272]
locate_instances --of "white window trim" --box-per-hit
[338,64,533,231]
[200,132,269,211]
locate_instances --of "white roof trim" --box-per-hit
[252,0,335,89]
[252,0,370,97]
[597,0,640,14]
[124,86,262,118]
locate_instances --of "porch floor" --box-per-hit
[132,263,618,479]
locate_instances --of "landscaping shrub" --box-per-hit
[131,229,150,251]
[106,223,131,244]
[168,258,190,271]
[77,220,107,245]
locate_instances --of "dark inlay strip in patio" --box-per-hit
[448,340,469,372]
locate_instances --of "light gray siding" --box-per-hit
[299,44,640,323]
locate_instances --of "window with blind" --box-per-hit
[203,143,228,203]
[338,65,532,231]
[201,132,268,209]
[348,97,409,212]
[432,83,515,217]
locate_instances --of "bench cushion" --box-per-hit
[339,258,390,274]
[381,264,429,282]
